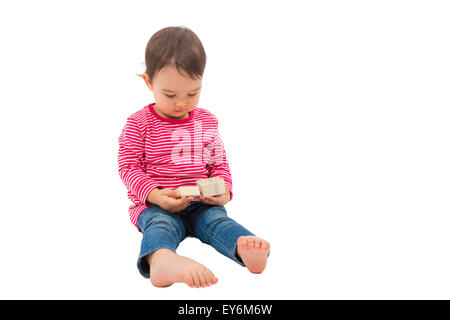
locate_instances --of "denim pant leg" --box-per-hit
[136,205,186,278]
[189,205,255,266]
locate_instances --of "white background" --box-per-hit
[0,0,449,299]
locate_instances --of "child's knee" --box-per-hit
[199,206,232,226]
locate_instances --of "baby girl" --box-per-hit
[118,26,270,288]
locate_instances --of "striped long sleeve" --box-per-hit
[118,117,162,207]
[204,116,233,200]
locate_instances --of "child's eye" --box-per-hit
[165,93,197,98]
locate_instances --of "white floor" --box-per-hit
[1,0,449,300]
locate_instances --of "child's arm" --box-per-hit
[204,115,234,201]
[118,116,162,205]
[119,116,195,213]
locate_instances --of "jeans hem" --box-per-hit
[232,242,247,267]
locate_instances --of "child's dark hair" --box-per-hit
[139,26,207,82]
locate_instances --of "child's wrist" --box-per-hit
[147,187,162,205]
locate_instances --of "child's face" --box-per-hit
[142,65,202,120]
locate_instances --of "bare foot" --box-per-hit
[147,248,218,288]
[236,236,270,274]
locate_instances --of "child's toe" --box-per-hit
[238,236,249,250]
[261,241,267,250]
[254,237,262,249]
[185,274,195,288]
[248,237,255,249]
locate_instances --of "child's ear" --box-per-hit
[142,73,154,91]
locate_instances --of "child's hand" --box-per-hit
[151,188,194,213]
[199,188,230,206]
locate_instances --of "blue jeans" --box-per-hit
[136,201,255,278]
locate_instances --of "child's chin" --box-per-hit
[171,112,188,119]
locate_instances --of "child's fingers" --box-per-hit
[162,188,180,198]
[172,197,193,212]
[198,196,208,204]
[201,196,219,205]
[177,196,193,203]
[181,196,194,206]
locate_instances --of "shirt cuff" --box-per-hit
[136,179,163,205]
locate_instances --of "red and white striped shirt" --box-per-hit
[118,102,233,228]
